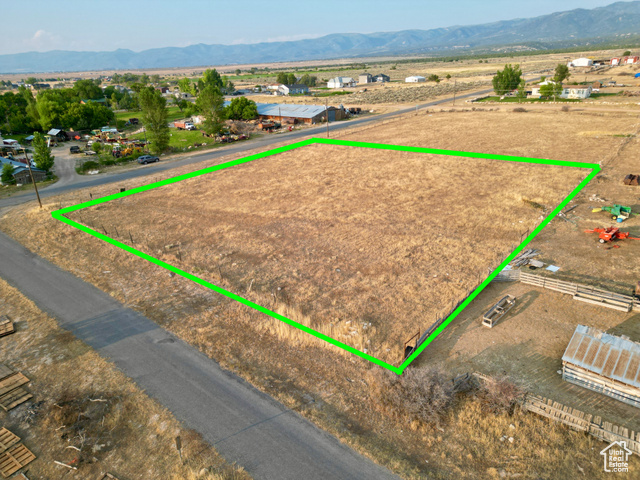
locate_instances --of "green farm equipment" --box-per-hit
[592,204,633,223]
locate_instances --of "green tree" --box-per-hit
[250,67,257,74]
[299,74,317,87]
[35,96,64,131]
[286,73,297,85]
[492,64,522,95]
[111,73,122,84]
[225,97,258,120]
[178,77,191,93]
[1,164,15,185]
[150,74,161,84]
[235,69,241,76]
[25,77,38,85]
[196,84,225,135]
[623,50,632,56]
[428,74,440,83]
[138,87,170,154]
[539,83,554,99]
[140,73,150,85]
[32,132,55,173]
[553,64,570,84]
[446,74,452,81]
[73,79,103,100]
[276,72,288,84]
[201,69,223,89]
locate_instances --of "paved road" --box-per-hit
[0,230,399,480]
[0,86,495,209]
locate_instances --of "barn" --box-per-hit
[405,76,426,83]
[569,58,593,67]
[562,325,640,408]
[253,103,347,124]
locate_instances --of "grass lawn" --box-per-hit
[589,92,619,99]
[313,90,354,97]
[130,129,211,150]
[115,106,186,124]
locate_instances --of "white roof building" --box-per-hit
[327,77,356,89]
[569,58,594,67]
[405,76,426,83]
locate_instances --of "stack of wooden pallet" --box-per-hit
[0,427,35,478]
[0,317,14,339]
[0,366,32,412]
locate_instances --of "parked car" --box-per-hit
[137,155,159,165]
[69,145,81,154]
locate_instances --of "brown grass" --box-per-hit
[2,107,640,478]
[0,278,249,480]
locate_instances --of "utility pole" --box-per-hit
[23,148,42,208]
[453,79,457,106]
[325,98,329,138]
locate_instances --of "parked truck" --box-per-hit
[174,121,196,130]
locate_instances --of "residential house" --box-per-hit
[278,84,309,95]
[358,73,373,84]
[611,57,622,66]
[156,87,170,94]
[174,92,193,99]
[625,56,640,65]
[562,325,640,408]
[529,81,592,99]
[405,76,426,83]
[327,77,356,89]
[374,73,390,83]
[0,157,46,184]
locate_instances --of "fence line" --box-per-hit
[521,393,640,454]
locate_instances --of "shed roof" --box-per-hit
[256,103,328,119]
[563,325,640,389]
[47,128,61,135]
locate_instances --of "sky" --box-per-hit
[0,0,620,55]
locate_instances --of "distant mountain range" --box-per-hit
[3,1,640,73]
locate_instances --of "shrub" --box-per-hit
[561,105,570,112]
[513,107,527,113]
[476,375,524,415]
[80,160,100,172]
[370,365,455,426]
[1,163,15,185]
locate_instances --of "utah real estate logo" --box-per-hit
[600,441,632,473]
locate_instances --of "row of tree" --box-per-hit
[275,72,318,87]
[139,69,258,154]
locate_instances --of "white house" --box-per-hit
[405,76,426,83]
[327,77,356,89]
[569,58,593,67]
[278,84,309,95]
[530,81,592,99]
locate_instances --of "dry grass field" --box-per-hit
[64,142,586,364]
[0,278,249,480]
[2,106,640,478]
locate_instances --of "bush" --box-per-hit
[476,375,524,415]
[80,160,100,172]
[370,365,455,426]
[561,105,570,112]
[513,107,527,113]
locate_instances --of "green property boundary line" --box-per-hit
[51,138,600,375]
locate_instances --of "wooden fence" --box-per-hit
[494,270,638,312]
[521,393,640,454]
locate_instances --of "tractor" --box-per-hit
[592,204,633,223]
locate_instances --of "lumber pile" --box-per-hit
[0,317,14,339]
[510,249,540,268]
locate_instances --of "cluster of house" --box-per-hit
[528,80,593,99]
[0,137,46,184]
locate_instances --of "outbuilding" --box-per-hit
[562,325,640,408]
[327,77,356,89]
[569,58,594,67]
[252,103,347,124]
[278,84,309,95]
[405,76,426,83]
[374,73,390,83]
[358,74,373,84]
